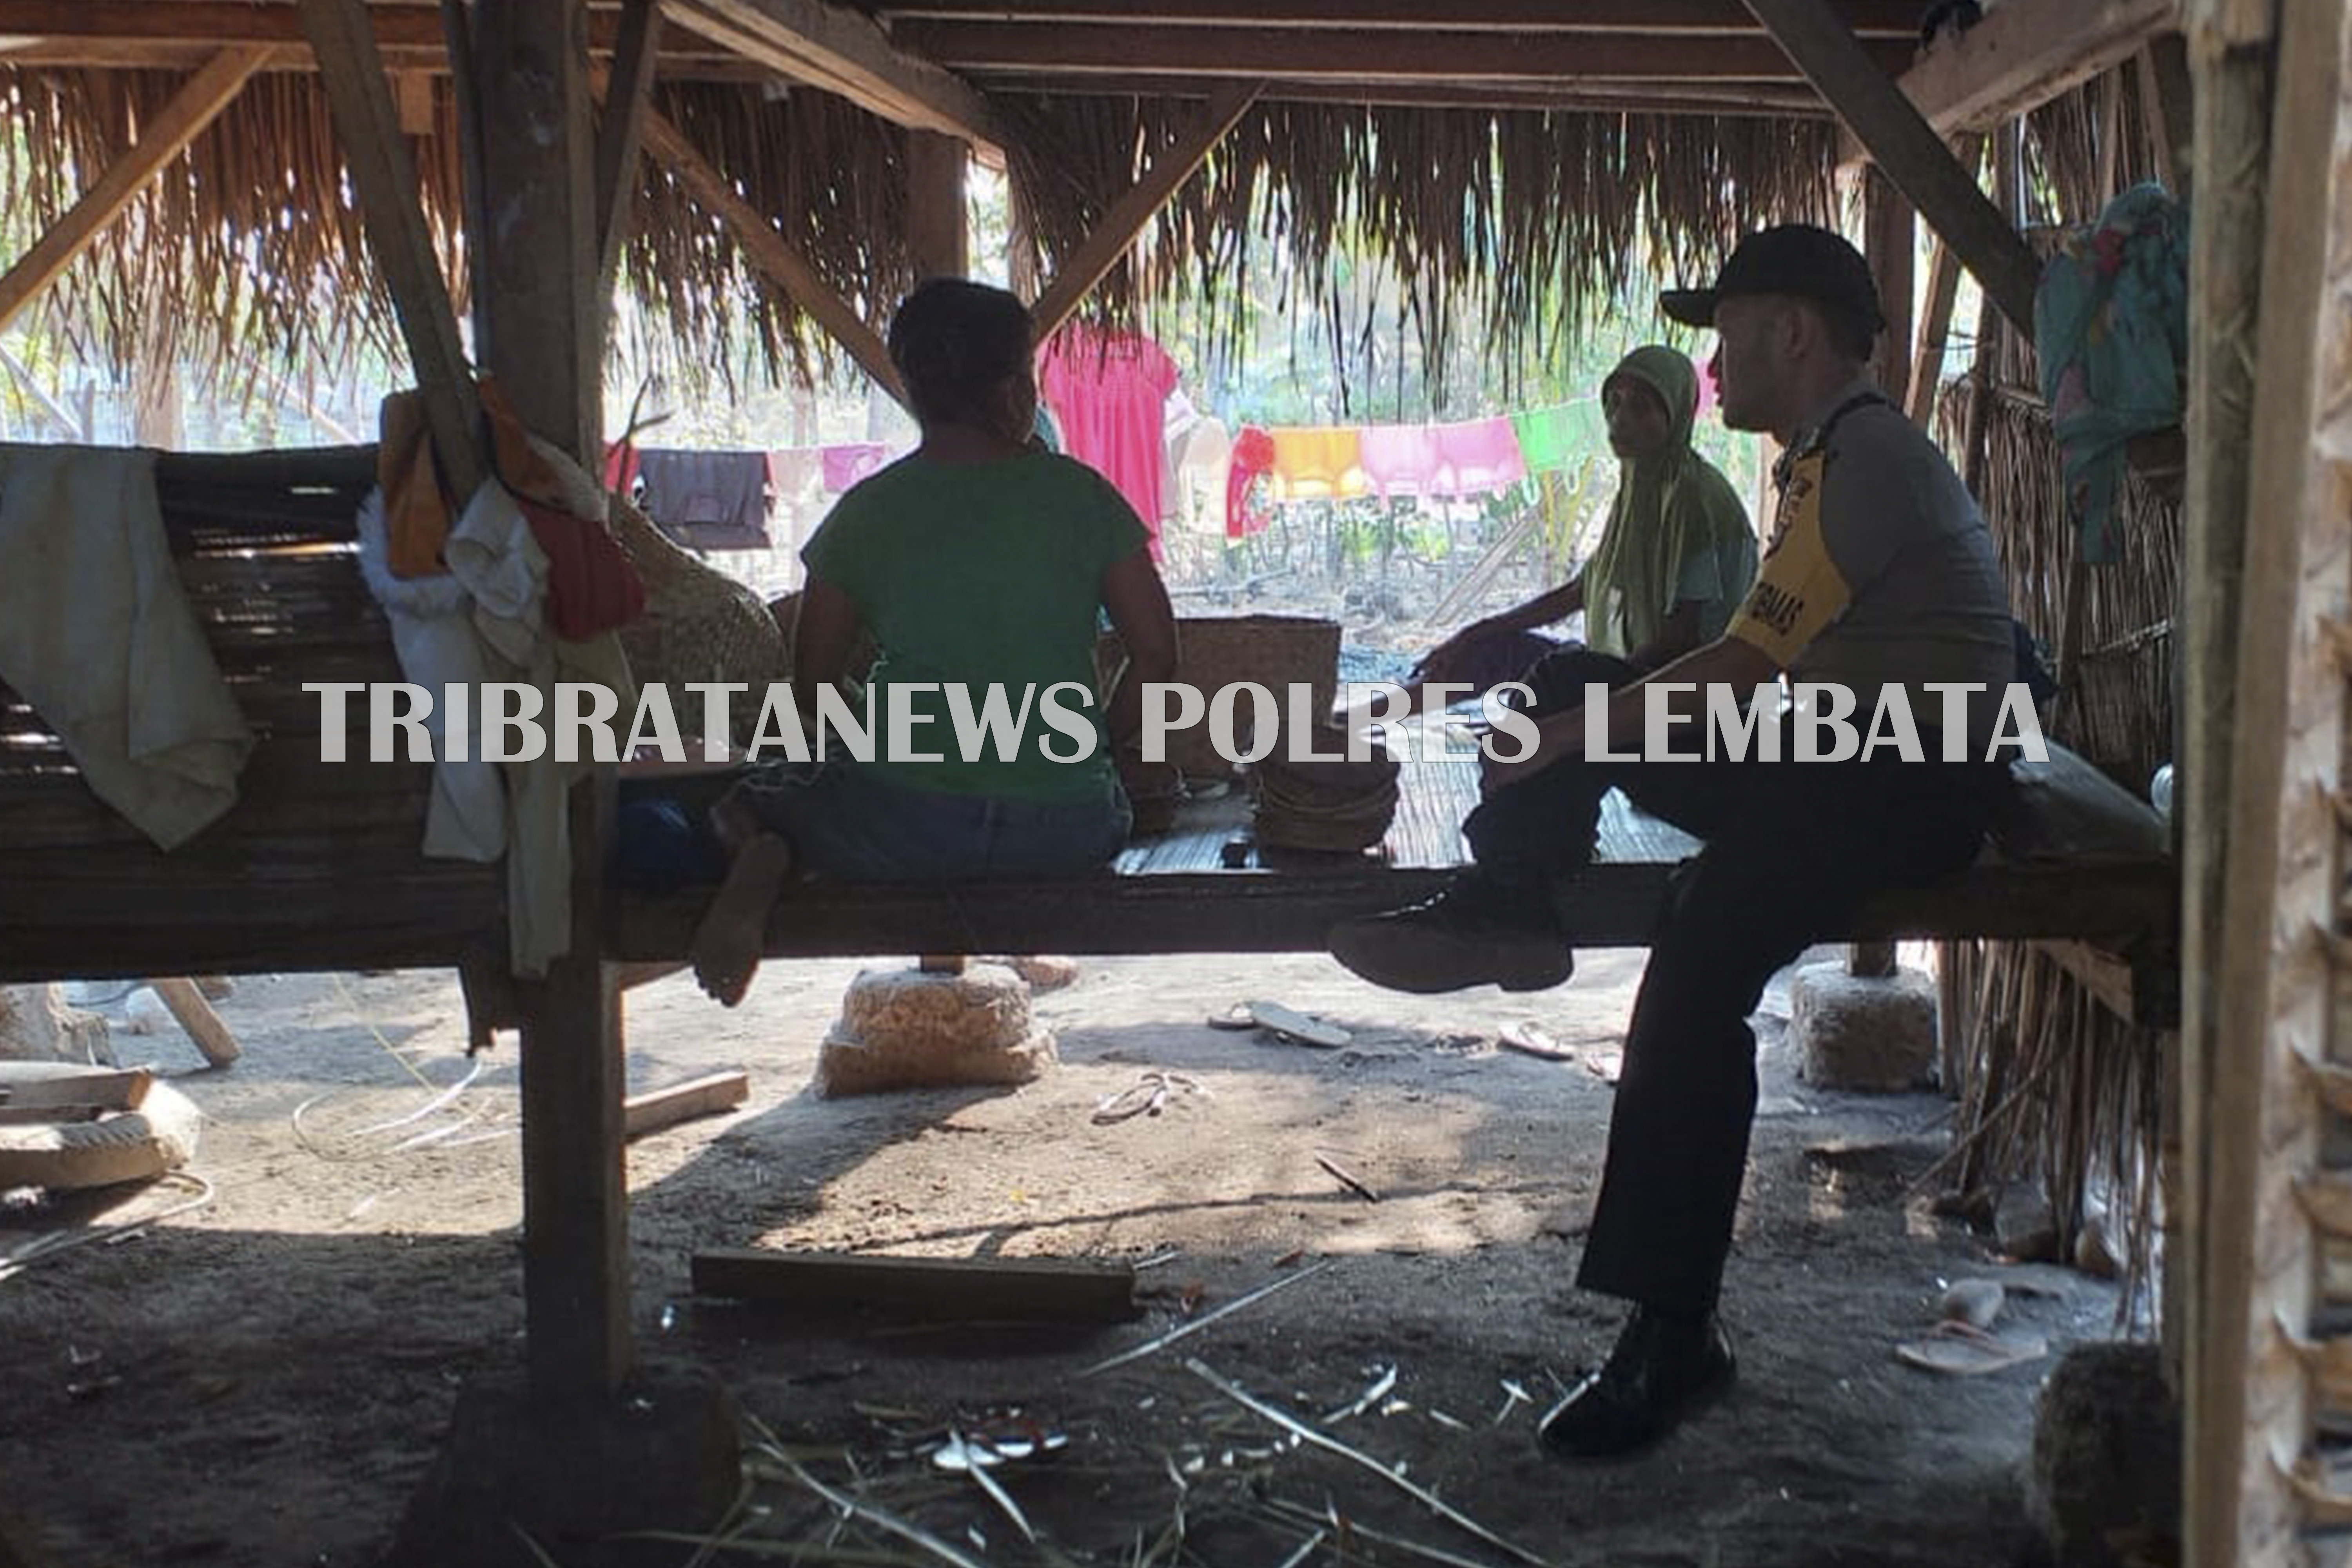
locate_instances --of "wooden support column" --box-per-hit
[593,0,663,317]
[0,46,268,336]
[473,0,599,460]
[2186,0,2344,1556]
[1739,0,2042,339]
[298,0,484,496]
[1030,80,1263,340]
[471,0,630,1403]
[904,131,970,279]
[1864,167,1914,420]
[1904,134,1980,426]
[638,107,906,403]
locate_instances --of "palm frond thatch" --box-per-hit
[1004,96,1839,398]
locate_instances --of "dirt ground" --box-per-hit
[0,946,2129,1568]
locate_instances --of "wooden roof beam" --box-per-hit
[1739,0,2042,337]
[1838,0,2177,160]
[874,0,1926,33]
[894,21,1911,79]
[296,0,485,497]
[1030,79,1262,341]
[976,75,1835,116]
[661,0,1004,152]
[973,74,1834,115]
[0,45,272,335]
[636,103,907,403]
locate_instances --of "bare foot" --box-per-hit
[690,832,793,1007]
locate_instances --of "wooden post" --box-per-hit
[299,0,484,497]
[473,0,599,460]
[0,47,268,336]
[592,0,662,319]
[1864,167,1914,412]
[470,0,631,1404]
[1737,0,2042,339]
[2180,0,2303,1555]
[904,130,970,279]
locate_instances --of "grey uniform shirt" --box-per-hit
[1724,381,2016,750]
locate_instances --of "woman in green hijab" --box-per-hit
[1408,345,1756,702]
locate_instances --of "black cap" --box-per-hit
[1659,223,1886,332]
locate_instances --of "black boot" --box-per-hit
[1537,1307,1735,1459]
[1327,873,1574,995]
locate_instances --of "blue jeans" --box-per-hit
[726,758,1130,882]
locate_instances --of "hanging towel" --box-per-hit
[1429,417,1527,496]
[820,443,891,493]
[0,445,254,849]
[634,448,774,550]
[1356,424,1444,498]
[1268,426,1370,500]
[1508,403,1585,475]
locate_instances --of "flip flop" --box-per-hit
[1205,1002,1261,1032]
[1498,1021,1577,1062]
[1241,1000,1351,1048]
[1894,1320,2048,1376]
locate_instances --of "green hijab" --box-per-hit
[1579,345,1754,659]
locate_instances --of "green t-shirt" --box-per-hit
[801,452,1149,802]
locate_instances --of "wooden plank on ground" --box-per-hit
[296,0,485,498]
[0,46,270,335]
[693,1247,1140,1323]
[1739,0,2044,338]
[1031,79,1263,340]
[623,1069,750,1139]
[148,978,241,1067]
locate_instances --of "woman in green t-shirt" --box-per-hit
[689,280,1179,1007]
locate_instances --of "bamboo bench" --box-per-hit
[0,445,2180,995]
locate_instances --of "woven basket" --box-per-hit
[1144,613,1343,781]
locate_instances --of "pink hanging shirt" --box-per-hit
[1038,326,1180,555]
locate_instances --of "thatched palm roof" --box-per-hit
[0,64,1838,387]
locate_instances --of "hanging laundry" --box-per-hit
[1356,424,1443,498]
[1428,416,1528,496]
[2034,181,2189,564]
[1507,403,1586,475]
[1166,407,1233,537]
[1038,324,1180,552]
[634,449,775,551]
[1228,425,1278,539]
[1268,426,1370,501]
[820,442,892,493]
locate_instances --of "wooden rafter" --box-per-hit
[982,76,1833,116]
[897,21,1912,80]
[662,0,1003,151]
[874,0,1926,30]
[1738,0,2042,337]
[296,0,485,497]
[0,45,272,336]
[1842,0,2176,157]
[1030,80,1263,342]
[594,0,664,308]
[637,104,907,402]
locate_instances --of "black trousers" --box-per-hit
[1465,648,1998,1315]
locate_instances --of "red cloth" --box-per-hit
[1037,325,1179,555]
[518,497,645,642]
[1227,425,1277,540]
